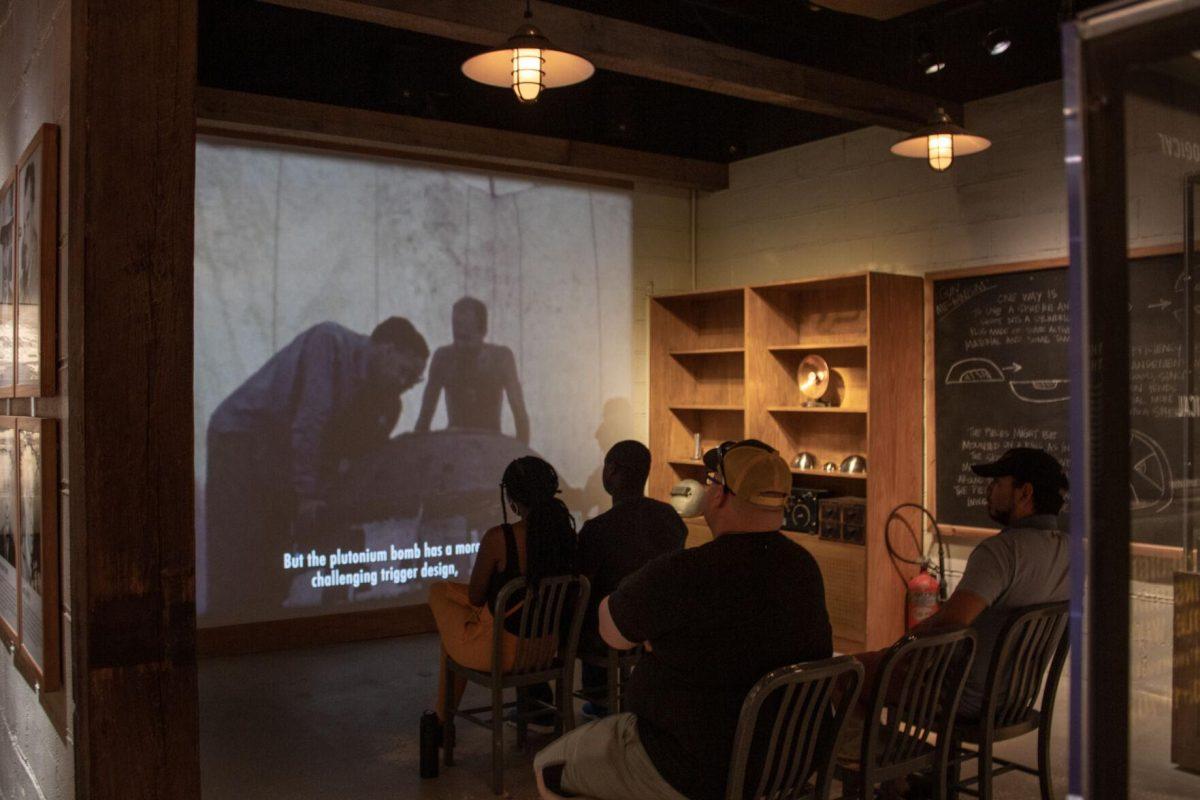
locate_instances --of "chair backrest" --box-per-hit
[861,627,976,785]
[980,601,1069,729]
[726,656,864,800]
[492,574,590,675]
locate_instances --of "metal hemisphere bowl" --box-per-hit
[792,451,818,470]
[668,478,706,518]
[822,461,839,472]
[840,454,867,473]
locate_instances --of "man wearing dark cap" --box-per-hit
[534,440,831,800]
[916,446,1069,717]
[575,440,687,714]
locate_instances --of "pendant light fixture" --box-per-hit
[461,1,594,104]
[890,107,991,172]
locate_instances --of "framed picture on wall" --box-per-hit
[14,124,58,398]
[15,417,59,691]
[0,418,17,648]
[0,174,15,398]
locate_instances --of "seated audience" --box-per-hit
[844,445,1069,751]
[534,440,832,800]
[918,447,1069,717]
[426,456,577,728]
[576,439,687,713]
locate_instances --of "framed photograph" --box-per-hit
[0,418,16,647]
[0,174,15,398]
[15,417,59,691]
[14,124,58,398]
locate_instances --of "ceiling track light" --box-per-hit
[918,51,947,75]
[461,0,594,104]
[890,107,991,172]
[984,27,1012,56]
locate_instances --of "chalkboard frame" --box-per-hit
[924,245,1185,545]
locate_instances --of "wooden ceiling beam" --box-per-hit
[261,0,957,131]
[195,88,729,190]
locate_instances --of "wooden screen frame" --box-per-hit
[0,416,17,648]
[0,171,15,399]
[14,416,60,692]
[925,244,1183,546]
[13,124,58,398]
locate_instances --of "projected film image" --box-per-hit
[195,140,633,627]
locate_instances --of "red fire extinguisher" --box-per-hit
[906,563,941,630]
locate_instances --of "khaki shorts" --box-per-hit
[533,713,690,800]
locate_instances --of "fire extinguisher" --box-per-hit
[906,562,941,631]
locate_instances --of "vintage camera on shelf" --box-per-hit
[818,496,867,544]
[783,487,833,534]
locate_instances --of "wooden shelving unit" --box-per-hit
[649,272,923,652]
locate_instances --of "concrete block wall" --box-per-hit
[0,0,74,798]
[695,81,1069,288]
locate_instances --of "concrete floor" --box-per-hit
[198,634,1200,800]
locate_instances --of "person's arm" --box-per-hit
[501,347,531,445]
[599,596,638,650]
[604,552,690,651]
[914,536,1013,635]
[414,350,445,433]
[912,587,989,635]
[467,527,502,607]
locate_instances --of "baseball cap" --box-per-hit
[702,440,792,510]
[971,447,1068,491]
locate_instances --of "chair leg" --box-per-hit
[491,684,504,795]
[516,687,528,751]
[977,741,993,800]
[443,662,456,767]
[1038,721,1056,800]
[555,674,568,736]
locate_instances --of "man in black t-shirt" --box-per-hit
[534,440,832,800]
[577,440,687,711]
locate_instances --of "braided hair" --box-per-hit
[500,456,576,586]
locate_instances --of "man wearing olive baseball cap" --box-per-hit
[913,446,1069,718]
[534,440,832,800]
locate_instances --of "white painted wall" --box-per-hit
[0,1,74,798]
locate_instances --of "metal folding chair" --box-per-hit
[442,574,590,795]
[726,655,865,800]
[575,645,642,714]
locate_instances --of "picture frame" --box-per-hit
[14,124,58,398]
[15,417,59,692]
[0,173,15,398]
[0,418,17,648]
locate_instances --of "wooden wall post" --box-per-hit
[68,2,200,798]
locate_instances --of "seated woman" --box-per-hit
[427,455,577,723]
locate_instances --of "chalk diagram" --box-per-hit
[1130,429,1173,513]
[945,357,1069,404]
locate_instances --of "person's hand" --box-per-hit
[295,499,328,539]
[643,640,654,653]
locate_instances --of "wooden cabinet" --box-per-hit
[648,272,923,652]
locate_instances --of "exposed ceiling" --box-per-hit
[199,0,1104,164]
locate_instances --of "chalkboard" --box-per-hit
[930,254,1189,546]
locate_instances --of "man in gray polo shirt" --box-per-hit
[916,447,1069,717]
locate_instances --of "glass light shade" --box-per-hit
[928,133,954,171]
[891,110,991,172]
[462,21,594,103]
[512,48,545,103]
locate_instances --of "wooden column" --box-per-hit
[68,1,200,798]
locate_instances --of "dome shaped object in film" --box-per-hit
[669,479,706,518]
[822,461,839,472]
[792,452,818,471]
[798,354,831,401]
[840,454,867,474]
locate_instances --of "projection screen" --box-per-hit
[195,138,634,628]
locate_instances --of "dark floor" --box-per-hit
[198,634,1200,799]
